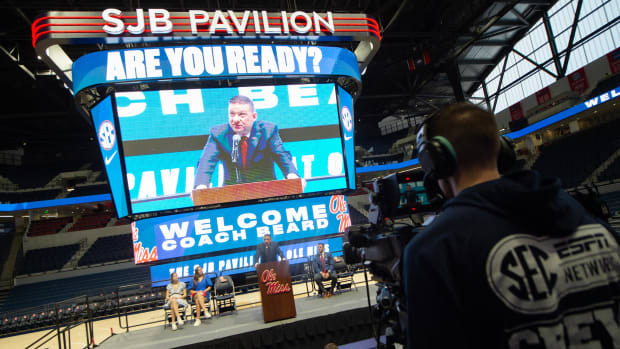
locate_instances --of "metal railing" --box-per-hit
[25,295,95,349]
[18,254,367,348]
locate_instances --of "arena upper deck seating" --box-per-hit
[357,129,409,155]
[0,165,61,190]
[77,234,133,266]
[587,74,620,99]
[27,216,72,237]
[68,212,112,232]
[66,184,109,198]
[0,232,15,272]
[598,156,620,183]
[0,189,61,203]
[0,233,13,259]
[114,217,131,226]
[601,191,620,216]
[532,118,620,188]
[0,267,151,313]
[17,244,80,275]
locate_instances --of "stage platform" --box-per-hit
[98,284,378,349]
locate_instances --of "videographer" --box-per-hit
[404,103,620,348]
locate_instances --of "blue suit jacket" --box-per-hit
[254,241,285,265]
[194,120,299,187]
[312,252,335,273]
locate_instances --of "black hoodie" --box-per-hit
[404,170,620,349]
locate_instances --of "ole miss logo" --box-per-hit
[261,268,291,295]
[98,120,116,151]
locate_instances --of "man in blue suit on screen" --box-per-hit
[194,95,302,189]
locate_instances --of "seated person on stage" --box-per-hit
[164,272,188,331]
[313,242,338,297]
[254,233,286,268]
[189,266,212,326]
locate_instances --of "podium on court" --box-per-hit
[191,178,303,206]
[256,260,296,323]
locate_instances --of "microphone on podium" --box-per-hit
[232,134,242,184]
[232,134,241,164]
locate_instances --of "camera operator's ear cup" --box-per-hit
[418,135,457,179]
[497,136,517,174]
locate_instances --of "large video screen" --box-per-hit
[115,83,347,214]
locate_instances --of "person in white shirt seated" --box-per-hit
[164,272,188,330]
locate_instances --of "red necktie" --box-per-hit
[240,136,248,169]
[321,254,325,272]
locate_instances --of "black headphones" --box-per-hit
[416,114,517,179]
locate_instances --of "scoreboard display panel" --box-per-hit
[91,82,357,218]
[116,83,347,214]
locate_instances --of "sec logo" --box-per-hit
[98,120,116,151]
[341,106,353,132]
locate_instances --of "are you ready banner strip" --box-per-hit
[73,44,361,94]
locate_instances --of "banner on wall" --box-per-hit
[536,87,552,105]
[509,102,524,121]
[608,48,620,74]
[568,67,589,94]
[149,236,343,285]
[132,194,351,264]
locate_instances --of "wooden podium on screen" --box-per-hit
[191,178,303,206]
[256,260,296,323]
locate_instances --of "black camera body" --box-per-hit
[344,222,421,347]
[344,168,440,281]
[366,168,443,225]
[343,168,443,347]
[344,223,417,284]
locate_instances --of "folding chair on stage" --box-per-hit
[213,275,236,317]
[333,258,356,293]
